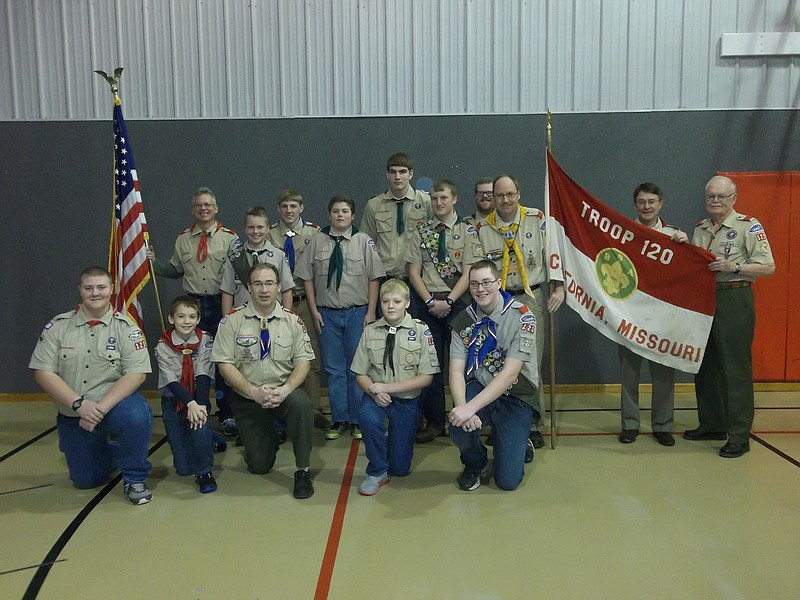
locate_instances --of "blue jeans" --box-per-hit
[319,305,367,424]
[161,396,213,476]
[359,392,420,477]
[56,392,152,489]
[449,380,535,491]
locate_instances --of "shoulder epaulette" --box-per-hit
[282,306,301,318]
[112,311,138,327]
[737,214,754,221]
[220,226,236,234]
[177,226,193,235]
[518,305,530,314]
[53,309,77,321]
[523,207,544,218]
[695,218,706,227]
[306,221,320,229]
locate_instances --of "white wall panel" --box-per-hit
[1,0,797,120]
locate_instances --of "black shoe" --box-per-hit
[234,435,244,447]
[653,431,675,446]
[529,431,545,449]
[196,472,218,494]
[524,438,535,463]
[276,430,287,445]
[457,466,487,491]
[485,434,493,447]
[719,442,750,458]
[293,470,314,499]
[683,428,727,441]
[619,429,639,444]
[211,432,228,453]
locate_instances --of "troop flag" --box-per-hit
[108,98,150,330]
[545,150,716,374]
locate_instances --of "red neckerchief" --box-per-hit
[159,328,202,414]
[192,222,222,262]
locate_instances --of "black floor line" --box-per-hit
[0,483,53,496]
[751,433,800,469]
[22,436,168,600]
[0,560,66,577]
[0,427,56,463]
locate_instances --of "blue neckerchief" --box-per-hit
[466,290,514,376]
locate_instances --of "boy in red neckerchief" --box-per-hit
[155,296,218,493]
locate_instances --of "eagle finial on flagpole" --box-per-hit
[94,67,124,101]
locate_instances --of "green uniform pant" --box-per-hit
[231,389,313,472]
[694,286,755,445]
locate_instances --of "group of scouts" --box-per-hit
[29,152,774,505]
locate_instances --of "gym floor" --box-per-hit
[1,388,798,600]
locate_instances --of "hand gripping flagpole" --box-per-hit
[95,67,166,333]
[546,109,558,449]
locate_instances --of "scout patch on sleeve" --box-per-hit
[748,223,763,234]
[134,340,146,351]
[756,232,767,241]
[368,238,378,251]
[128,330,143,341]
[44,321,54,330]
[520,312,536,324]
[204,340,214,348]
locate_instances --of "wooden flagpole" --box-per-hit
[546,109,558,449]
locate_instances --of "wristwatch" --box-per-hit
[735,263,741,273]
[445,297,454,306]
[72,396,84,412]
[425,296,436,306]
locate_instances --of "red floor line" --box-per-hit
[550,430,800,438]
[314,438,360,600]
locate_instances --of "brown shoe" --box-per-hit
[415,427,442,443]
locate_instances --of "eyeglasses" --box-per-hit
[251,280,278,288]
[635,199,661,207]
[494,192,518,200]
[469,278,499,290]
[705,193,735,202]
[193,202,215,209]
[475,191,493,198]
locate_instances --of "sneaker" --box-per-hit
[276,430,287,445]
[457,466,487,491]
[211,431,228,453]
[525,438,535,463]
[358,472,390,496]
[123,481,152,505]
[529,430,545,449]
[351,424,362,440]
[325,421,349,440]
[293,469,314,499]
[221,417,239,437]
[196,472,218,494]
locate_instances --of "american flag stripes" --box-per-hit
[108,99,150,330]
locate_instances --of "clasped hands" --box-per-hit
[449,405,482,433]
[251,384,288,409]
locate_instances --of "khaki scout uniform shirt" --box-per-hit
[295,227,386,308]
[450,297,540,405]
[162,221,237,295]
[154,329,215,392]
[692,210,774,283]
[350,313,440,399]
[478,206,563,290]
[404,213,484,298]
[211,303,314,389]
[360,188,432,278]
[267,219,320,295]
[219,238,295,308]
[28,305,152,416]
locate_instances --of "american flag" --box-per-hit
[108,99,150,330]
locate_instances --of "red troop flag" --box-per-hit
[545,150,716,374]
[108,98,150,330]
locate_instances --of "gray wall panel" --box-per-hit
[2,110,797,393]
